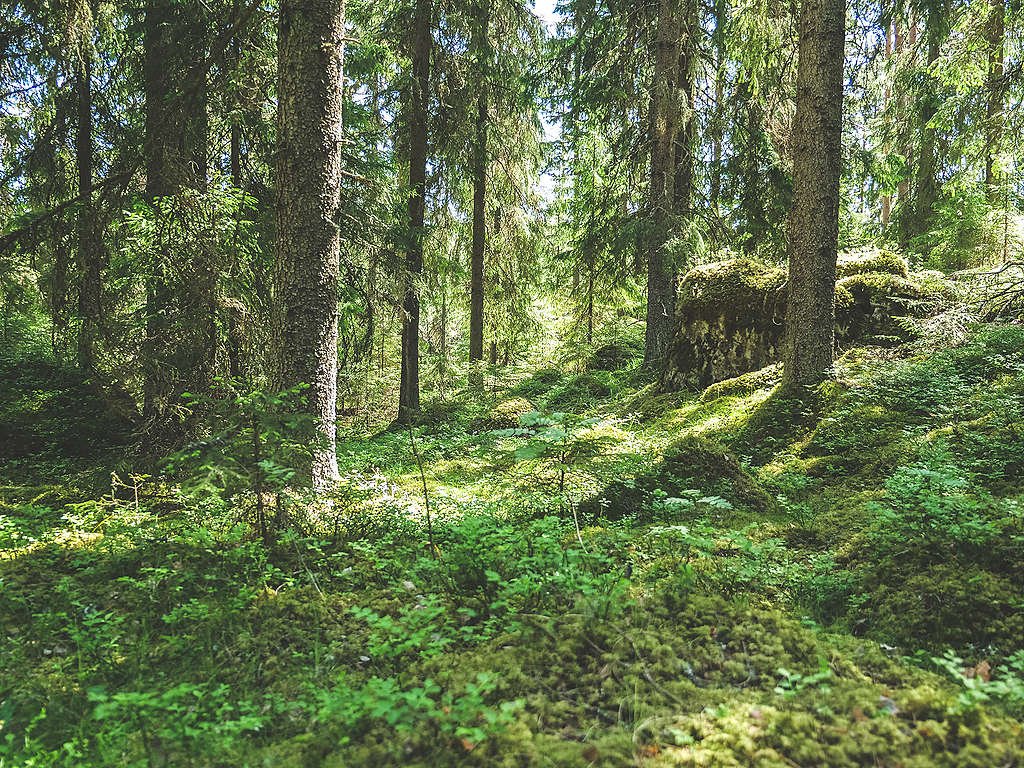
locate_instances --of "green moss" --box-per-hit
[545,371,616,411]
[700,364,781,402]
[510,367,565,398]
[855,562,1024,653]
[838,271,929,301]
[587,341,641,371]
[677,259,786,316]
[470,397,534,431]
[579,435,778,521]
[836,248,910,278]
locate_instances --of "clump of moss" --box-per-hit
[838,271,929,302]
[579,435,778,521]
[587,341,641,371]
[545,371,615,411]
[510,367,565,399]
[861,563,1024,653]
[700,364,781,402]
[470,397,534,431]
[676,258,787,316]
[837,248,910,278]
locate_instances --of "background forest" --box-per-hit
[2,0,1024,764]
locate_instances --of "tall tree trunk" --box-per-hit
[141,0,211,424]
[783,0,845,387]
[468,0,489,386]
[398,0,432,422]
[76,52,102,373]
[226,0,246,379]
[984,0,1004,199]
[709,0,726,212]
[643,0,680,366]
[142,0,174,421]
[674,0,696,231]
[880,20,893,230]
[739,81,764,254]
[914,10,942,235]
[271,0,346,490]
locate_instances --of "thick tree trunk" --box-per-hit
[76,53,102,373]
[783,0,844,387]
[984,0,1004,199]
[468,0,489,385]
[398,0,432,422]
[142,0,174,420]
[271,0,345,490]
[643,0,680,367]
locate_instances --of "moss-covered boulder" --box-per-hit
[578,435,778,521]
[836,271,944,341]
[663,256,946,390]
[661,260,788,391]
[836,247,909,278]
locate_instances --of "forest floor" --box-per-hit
[2,316,1024,766]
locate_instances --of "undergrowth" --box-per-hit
[2,323,1024,766]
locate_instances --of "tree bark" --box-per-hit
[880,20,893,230]
[468,0,489,386]
[984,0,1004,199]
[783,0,845,387]
[674,0,696,227]
[643,0,680,366]
[141,0,212,424]
[709,0,726,212]
[914,10,942,235]
[75,51,102,373]
[271,0,345,490]
[398,0,432,422]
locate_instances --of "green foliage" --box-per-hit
[492,409,615,498]
[930,650,1024,716]
[163,383,318,537]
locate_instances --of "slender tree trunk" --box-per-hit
[226,0,246,379]
[398,0,432,422]
[783,0,845,387]
[585,253,594,346]
[709,0,726,212]
[984,0,1005,199]
[142,0,212,424]
[739,81,763,254]
[880,21,893,230]
[674,0,696,232]
[643,0,680,366]
[468,0,489,386]
[914,10,942,234]
[142,0,174,420]
[271,0,345,490]
[76,52,102,373]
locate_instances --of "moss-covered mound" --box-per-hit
[308,591,1024,767]
[579,435,778,522]
[470,397,535,431]
[663,256,949,391]
[586,340,641,371]
[544,371,616,411]
[836,271,946,342]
